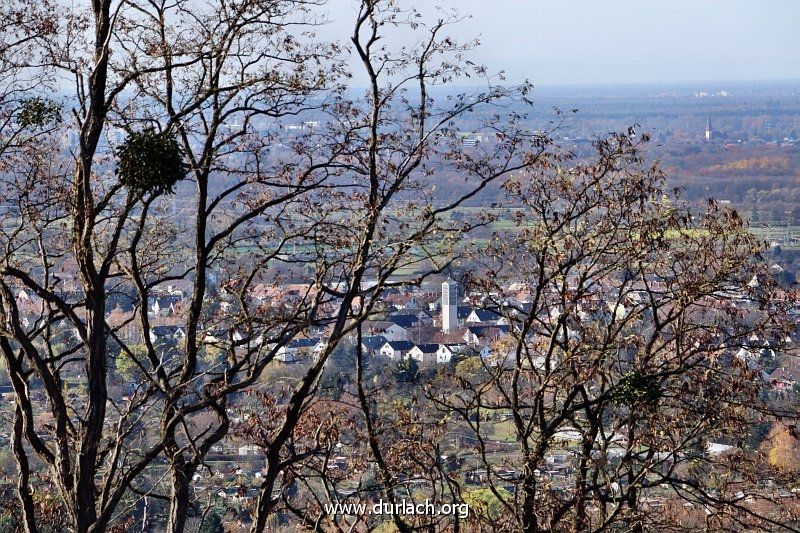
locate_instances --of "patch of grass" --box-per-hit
[488,420,518,442]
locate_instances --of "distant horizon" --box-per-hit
[512,77,800,88]
[321,0,800,87]
[381,78,800,90]
[339,78,800,97]
[51,78,800,102]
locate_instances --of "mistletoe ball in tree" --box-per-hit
[116,129,187,197]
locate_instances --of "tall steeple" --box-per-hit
[441,277,458,333]
[705,116,712,141]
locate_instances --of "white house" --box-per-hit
[408,344,439,365]
[276,338,319,363]
[384,323,410,341]
[361,335,388,356]
[466,308,502,324]
[313,340,328,357]
[436,344,464,364]
[367,321,410,341]
[380,341,414,360]
[149,325,186,344]
[149,294,182,317]
[385,293,420,310]
[230,329,264,346]
[463,325,509,347]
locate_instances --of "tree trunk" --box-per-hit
[167,465,193,533]
[13,405,38,533]
[521,469,539,533]
[251,459,280,533]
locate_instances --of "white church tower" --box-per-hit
[442,278,458,333]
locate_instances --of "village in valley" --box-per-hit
[3,250,799,529]
[1,0,800,530]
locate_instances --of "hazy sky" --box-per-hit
[320,0,800,86]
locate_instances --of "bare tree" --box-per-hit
[0,0,342,530]
[236,1,547,530]
[0,0,540,531]
[422,132,798,532]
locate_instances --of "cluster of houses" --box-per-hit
[358,279,510,365]
[7,262,800,390]
[11,270,508,366]
[267,278,512,364]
